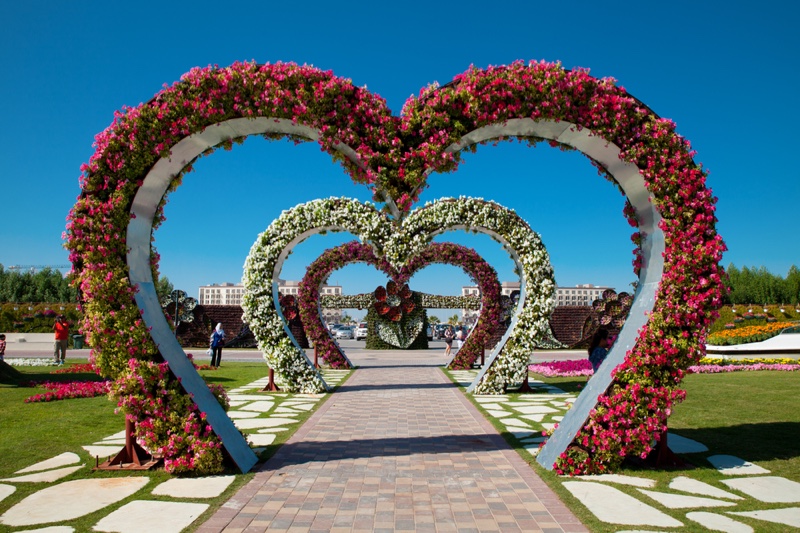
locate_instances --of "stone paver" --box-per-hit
[0,477,149,527]
[15,453,80,474]
[93,500,208,533]
[198,350,588,532]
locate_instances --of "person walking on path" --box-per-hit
[53,315,69,365]
[443,325,454,357]
[210,323,225,368]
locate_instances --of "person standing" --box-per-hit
[443,326,454,357]
[210,323,225,368]
[53,315,69,365]
[0,333,6,362]
[588,328,610,373]
[455,326,465,349]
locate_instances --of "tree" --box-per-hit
[428,315,441,325]
[448,314,459,325]
[155,275,175,302]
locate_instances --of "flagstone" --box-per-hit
[476,403,506,411]
[82,445,126,458]
[638,489,736,509]
[272,407,300,414]
[474,395,508,402]
[0,484,15,503]
[227,410,261,419]
[485,409,509,417]
[542,423,556,431]
[0,477,148,527]
[669,476,743,500]
[666,433,708,453]
[94,438,126,445]
[686,511,753,533]
[283,402,314,411]
[1,466,84,483]
[707,455,770,475]
[152,475,235,498]
[15,452,80,474]
[520,413,546,423]
[499,417,531,428]
[508,404,558,414]
[233,417,296,429]
[579,474,656,488]
[721,476,800,503]
[239,401,275,412]
[15,527,75,532]
[728,507,800,528]
[228,400,248,407]
[256,427,290,433]
[521,444,541,455]
[102,431,127,440]
[93,500,208,533]
[248,433,277,446]
[562,481,683,527]
[227,394,274,401]
[509,430,538,439]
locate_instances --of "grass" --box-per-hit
[2,359,797,532]
[0,359,350,532]
[450,369,800,532]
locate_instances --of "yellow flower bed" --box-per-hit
[708,322,794,345]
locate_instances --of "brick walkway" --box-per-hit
[198,349,588,532]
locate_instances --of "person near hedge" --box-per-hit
[53,315,69,365]
[0,333,6,362]
[210,323,225,368]
[443,326,454,357]
[588,328,610,373]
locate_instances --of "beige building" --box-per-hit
[198,280,342,310]
[461,282,613,324]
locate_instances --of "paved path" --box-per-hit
[198,350,587,532]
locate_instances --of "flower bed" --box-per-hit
[707,322,794,345]
[25,380,110,403]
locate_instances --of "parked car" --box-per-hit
[426,325,433,340]
[354,322,368,340]
[335,326,354,339]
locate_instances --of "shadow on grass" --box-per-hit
[673,422,800,462]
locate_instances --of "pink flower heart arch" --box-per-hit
[295,241,504,370]
[65,60,725,475]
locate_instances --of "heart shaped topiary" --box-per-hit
[296,241,504,370]
[66,60,725,475]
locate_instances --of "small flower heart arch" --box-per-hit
[66,60,725,475]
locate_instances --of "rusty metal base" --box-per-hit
[261,368,281,392]
[94,418,162,471]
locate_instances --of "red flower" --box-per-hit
[373,282,414,321]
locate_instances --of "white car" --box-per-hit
[335,326,354,339]
[355,322,368,340]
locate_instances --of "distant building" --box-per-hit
[198,280,343,323]
[460,282,613,325]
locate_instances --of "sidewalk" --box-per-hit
[198,349,587,532]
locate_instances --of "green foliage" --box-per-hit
[0,302,82,333]
[0,265,76,303]
[725,263,800,304]
[155,275,175,301]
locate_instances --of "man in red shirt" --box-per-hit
[53,315,69,365]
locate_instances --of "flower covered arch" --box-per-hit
[242,196,555,394]
[296,241,503,370]
[66,60,724,475]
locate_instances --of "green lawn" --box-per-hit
[0,360,345,532]
[459,370,800,532]
[2,360,797,532]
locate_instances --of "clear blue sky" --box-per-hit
[2,1,798,320]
